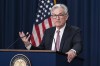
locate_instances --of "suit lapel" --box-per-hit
[48,27,56,50]
[59,24,70,52]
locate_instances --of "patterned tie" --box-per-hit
[55,30,60,51]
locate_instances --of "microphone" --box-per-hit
[7,33,29,49]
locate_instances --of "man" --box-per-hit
[19,4,82,63]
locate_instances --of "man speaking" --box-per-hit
[19,4,83,63]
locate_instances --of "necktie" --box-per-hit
[55,30,60,51]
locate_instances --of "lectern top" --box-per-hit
[0,49,56,53]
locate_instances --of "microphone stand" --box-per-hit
[7,34,29,49]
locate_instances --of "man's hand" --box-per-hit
[66,49,77,63]
[19,31,30,47]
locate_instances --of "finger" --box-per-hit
[67,54,73,62]
[68,58,70,63]
[67,55,71,63]
[68,55,73,62]
[22,31,25,35]
[26,32,29,35]
[68,58,72,63]
[19,32,23,35]
[26,34,30,40]
[68,55,72,61]
[19,32,21,34]
[67,54,71,62]
[20,32,27,39]
[22,31,27,37]
[68,56,75,63]
[19,32,23,37]
[19,32,21,36]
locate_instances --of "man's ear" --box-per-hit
[66,15,69,20]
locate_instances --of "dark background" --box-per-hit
[0,0,100,66]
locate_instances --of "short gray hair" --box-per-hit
[51,4,68,15]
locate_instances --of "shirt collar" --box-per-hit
[56,23,66,32]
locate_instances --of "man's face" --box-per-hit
[51,7,68,29]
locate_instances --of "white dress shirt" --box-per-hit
[26,23,76,54]
[51,24,66,51]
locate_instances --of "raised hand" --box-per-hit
[19,31,31,47]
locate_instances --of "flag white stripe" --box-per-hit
[44,19,50,29]
[38,23,44,40]
[32,25,39,46]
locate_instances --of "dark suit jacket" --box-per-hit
[31,24,82,55]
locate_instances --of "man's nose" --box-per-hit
[56,16,60,20]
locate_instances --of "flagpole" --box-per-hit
[54,0,56,4]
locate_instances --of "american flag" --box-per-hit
[30,0,56,47]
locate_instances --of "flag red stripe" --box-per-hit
[35,25,41,44]
[48,17,52,28]
[30,35,36,46]
[42,21,46,33]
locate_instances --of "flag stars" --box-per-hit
[45,10,47,12]
[47,0,50,3]
[42,12,44,15]
[41,0,44,3]
[38,10,41,13]
[41,17,43,20]
[37,14,40,18]
[43,8,45,10]
[51,3,53,6]
[36,19,39,22]
[44,15,46,17]
[35,0,53,22]
[48,12,50,15]
[46,5,49,8]
[49,7,51,10]
[40,5,43,8]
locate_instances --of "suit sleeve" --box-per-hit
[71,29,83,55]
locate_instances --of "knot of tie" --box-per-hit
[56,30,60,34]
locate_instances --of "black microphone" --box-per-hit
[7,33,29,49]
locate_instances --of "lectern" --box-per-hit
[0,49,83,66]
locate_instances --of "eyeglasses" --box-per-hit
[51,14,67,19]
